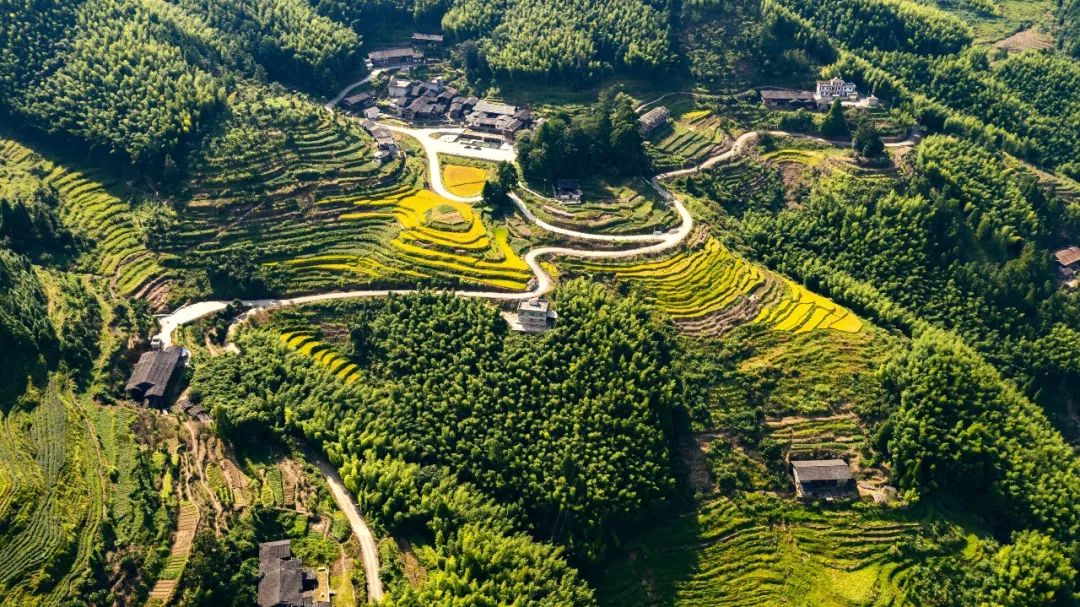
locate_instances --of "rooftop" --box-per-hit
[555,179,581,192]
[519,298,550,313]
[125,348,182,399]
[474,100,517,116]
[412,32,444,42]
[258,540,317,607]
[1053,246,1080,266]
[368,47,420,61]
[791,459,854,483]
[760,89,816,101]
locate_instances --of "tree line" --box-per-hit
[517,88,650,182]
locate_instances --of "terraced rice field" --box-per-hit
[166,88,413,293]
[279,331,361,383]
[767,415,866,461]
[0,380,105,606]
[648,110,732,170]
[288,189,532,292]
[147,501,199,606]
[571,239,862,335]
[442,164,488,198]
[523,178,679,235]
[596,496,939,607]
[0,138,172,302]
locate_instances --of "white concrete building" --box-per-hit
[514,298,557,332]
[815,77,858,103]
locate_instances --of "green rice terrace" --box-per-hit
[3,0,1080,602]
[645,98,742,171]
[519,177,681,235]
[595,495,971,607]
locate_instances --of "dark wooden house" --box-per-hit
[125,348,183,408]
[555,179,583,204]
[341,91,374,111]
[368,47,421,68]
[791,459,857,500]
[257,540,328,607]
[760,89,818,110]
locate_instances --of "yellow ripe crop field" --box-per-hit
[572,239,862,334]
[753,279,863,334]
[279,332,360,383]
[442,164,488,198]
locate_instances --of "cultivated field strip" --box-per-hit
[0,380,105,605]
[279,331,361,383]
[597,497,925,607]
[571,238,862,335]
[0,138,172,299]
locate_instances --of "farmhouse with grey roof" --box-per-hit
[791,459,856,500]
[257,540,328,607]
[125,347,183,408]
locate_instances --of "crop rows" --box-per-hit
[0,381,105,605]
[596,496,925,606]
[279,331,361,383]
[167,89,417,293]
[0,138,171,301]
[571,239,861,335]
[648,110,729,170]
[767,415,866,461]
[147,501,199,605]
[525,180,678,235]
[286,189,533,292]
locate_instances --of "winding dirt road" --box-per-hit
[154,121,916,600]
[314,456,384,602]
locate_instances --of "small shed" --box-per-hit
[125,347,184,408]
[1053,246,1080,275]
[555,179,583,204]
[791,459,856,500]
[638,106,670,135]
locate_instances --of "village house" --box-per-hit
[362,120,398,161]
[411,32,445,47]
[555,179,583,204]
[515,298,558,332]
[125,347,185,408]
[387,76,413,99]
[1053,245,1080,281]
[791,459,857,500]
[759,88,818,110]
[362,106,380,120]
[815,77,858,103]
[448,96,478,120]
[367,47,421,68]
[257,540,329,607]
[638,106,670,135]
[465,100,531,139]
[340,91,373,112]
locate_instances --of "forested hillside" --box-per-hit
[2,0,1080,604]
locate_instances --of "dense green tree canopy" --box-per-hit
[0,247,57,404]
[882,330,1080,545]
